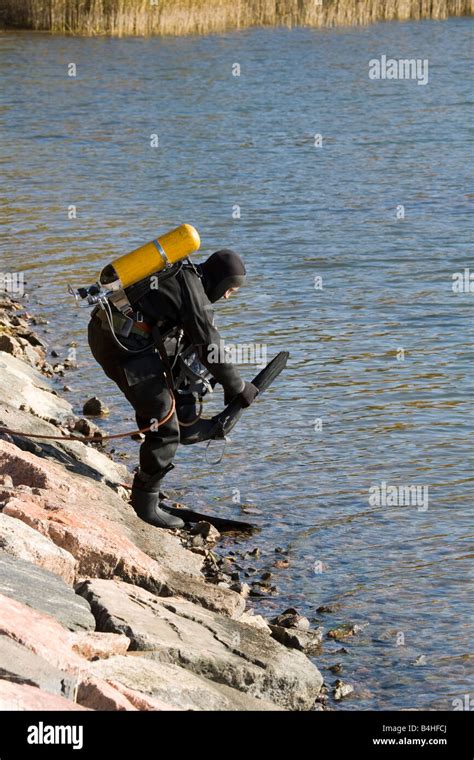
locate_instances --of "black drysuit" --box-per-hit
[87,264,245,484]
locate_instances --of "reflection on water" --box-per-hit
[1,19,473,709]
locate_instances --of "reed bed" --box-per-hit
[1,0,472,36]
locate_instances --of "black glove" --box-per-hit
[225,381,259,408]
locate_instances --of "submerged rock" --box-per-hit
[83,397,109,416]
[327,623,365,640]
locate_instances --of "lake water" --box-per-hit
[1,18,473,710]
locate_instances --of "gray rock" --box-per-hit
[77,578,323,710]
[0,350,71,422]
[333,679,354,701]
[0,635,76,700]
[88,654,283,711]
[269,625,323,653]
[190,521,221,543]
[0,552,95,631]
[0,401,128,486]
[270,608,310,631]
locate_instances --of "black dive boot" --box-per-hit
[131,469,184,529]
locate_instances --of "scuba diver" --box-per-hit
[87,247,259,530]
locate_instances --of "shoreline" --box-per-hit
[0,292,329,711]
[0,0,471,37]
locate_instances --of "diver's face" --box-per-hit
[223,287,240,300]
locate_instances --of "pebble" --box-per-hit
[333,679,354,701]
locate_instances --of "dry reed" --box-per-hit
[0,0,472,36]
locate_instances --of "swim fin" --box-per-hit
[179,351,289,445]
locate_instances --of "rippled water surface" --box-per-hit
[1,19,473,709]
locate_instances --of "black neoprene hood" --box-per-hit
[197,249,246,303]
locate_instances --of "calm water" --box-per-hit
[1,19,473,710]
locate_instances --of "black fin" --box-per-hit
[179,351,289,445]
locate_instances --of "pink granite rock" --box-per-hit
[0,680,90,711]
[69,631,130,660]
[0,512,77,585]
[106,679,182,711]
[76,678,137,711]
[0,593,87,674]
[0,441,244,617]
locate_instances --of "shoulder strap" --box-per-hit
[124,260,184,307]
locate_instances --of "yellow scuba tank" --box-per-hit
[100,223,201,291]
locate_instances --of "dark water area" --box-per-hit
[1,19,473,709]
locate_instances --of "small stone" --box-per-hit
[248,548,260,558]
[83,396,109,416]
[413,655,427,666]
[190,521,220,543]
[270,608,310,631]
[333,680,354,701]
[69,631,130,660]
[0,334,22,357]
[0,474,13,488]
[273,559,289,568]
[327,623,364,640]
[74,418,104,439]
[270,625,323,653]
[230,581,250,597]
[317,604,340,614]
[51,350,59,358]
[261,571,272,581]
[63,385,72,392]
[329,663,343,674]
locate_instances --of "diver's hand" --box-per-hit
[236,381,259,408]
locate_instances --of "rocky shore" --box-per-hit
[0,295,325,711]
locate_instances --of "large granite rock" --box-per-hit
[0,552,95,631]
[78,578,323,710]
[0,441,244,617]
[0,680,90,711]
[0,635,77,700]
[0,400,129,487]
[0,351,71,422]
[0,512,77,584]
[0,593,88,673]
[89,655,282,711]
